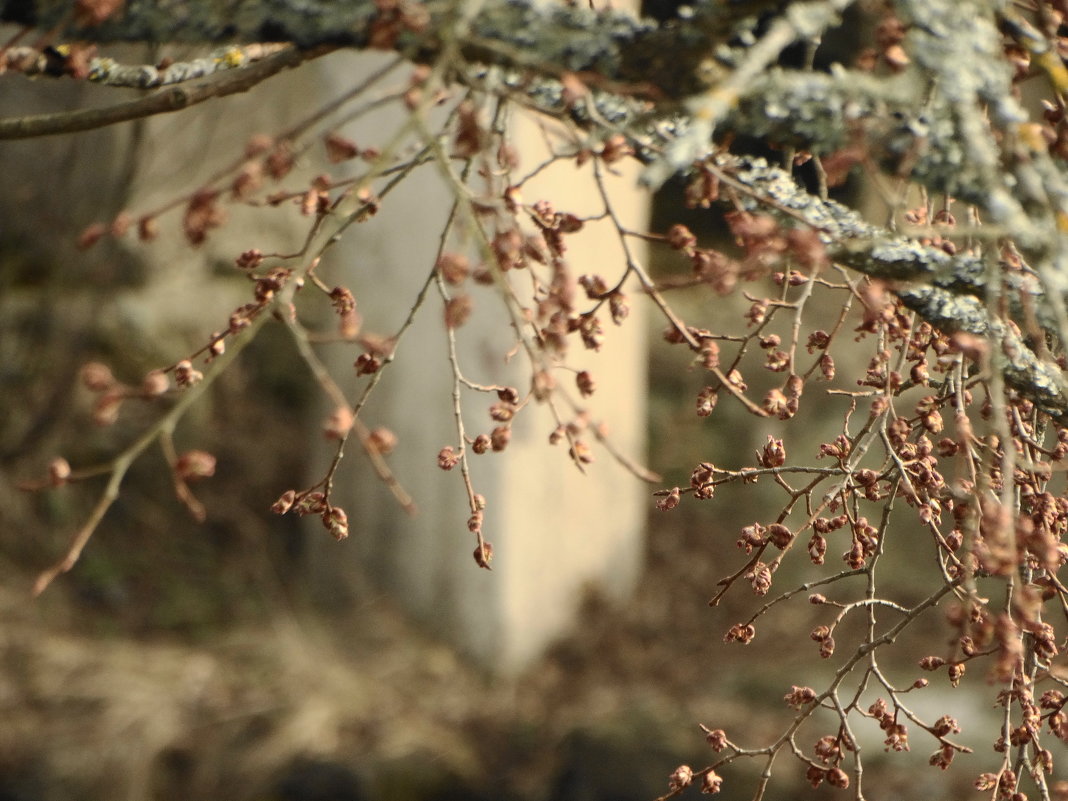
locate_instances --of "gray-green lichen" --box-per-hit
[727,66,917,154]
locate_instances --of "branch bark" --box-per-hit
[0,44,327,138]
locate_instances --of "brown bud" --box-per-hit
[600,133,634,164]
[175,450,216,481]
[322,505,349,541]
[576,370,596,397]
[759,435,786,467]
[826,767,849,789]
[438,446,460,470]
[701,770,723,794]
[367,427,397,455]
[207,334,225,359]
[667,224,697,251]
[668,765,693,791]
[805,766,826,788]
[490,426,511,452]
[323,406,354,440]
[272,490,297,515]
[295,491,327,516]
[497,386,520,404]
[91,391,124,426]
[444,294,473,328]
[703,727,727,751]
[696,387,718,417]
[324,132,359,163]
[474,541,494,569]
[355,352,382,375]
[174,360,204,388]
[437,252,470,285]
[947,662,965,686]
[48,457,72,487]
[784,685,817,709]
[81,362,115,392]
[569,440,593,464]
[657,487,681,511]
[141,370,169,397]
[609,291,629,325]
[766,523,793,548]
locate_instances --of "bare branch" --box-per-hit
[0,43,327,139]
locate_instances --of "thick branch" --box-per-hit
[0,44,324,138]
[2,41,291,87]
[714,153,1068,421]
[1,0,747,99]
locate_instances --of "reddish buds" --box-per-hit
[668,765,693,792]
[174,360,204,388]
[175,450,216,481]
[438,446,460,470]
[48,457,71,487]
[323,406,354,439]
[473,541,494,569]
[701,771,723,794]
[272,490,297,515]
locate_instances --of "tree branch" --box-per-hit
[2,41,291,87]
[0,43,327,138]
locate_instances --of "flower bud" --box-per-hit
[175,450,216,481]
[272,490,297,515]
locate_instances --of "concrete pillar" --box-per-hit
[309,52,650,673]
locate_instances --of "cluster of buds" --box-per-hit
[657,486,681,511]
[183,188,226,245]
[79,361,174,426]
[974,768,1017,798]
[867,698,909,752]
[784,685,817,709]
[810,624,835,658]
[270,489,348,540]
[667,764,692,792]
[745,561,772,595]
[690,462,715,500]
[736,522,765,553]
[724,622,756,644]
[844,517,879,569]
[269,487,348,542]
[806,765,849,790]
